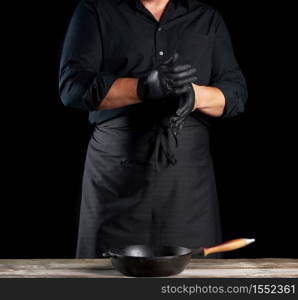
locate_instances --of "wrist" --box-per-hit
[191,83,201,111]
[136,77,147,102]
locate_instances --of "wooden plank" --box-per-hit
[0,259,297,278]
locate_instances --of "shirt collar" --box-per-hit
[116,0,192,11]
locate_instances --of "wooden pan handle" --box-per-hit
[203,238,255,257]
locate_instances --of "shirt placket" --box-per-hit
[135,0,175,63]
[155,2,176,62]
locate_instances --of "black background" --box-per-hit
[1,0,296,258]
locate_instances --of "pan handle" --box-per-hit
[102,250,120,258]
[202,238,255,257]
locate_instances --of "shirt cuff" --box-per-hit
[83,72,118,111]
[210,81,245,119]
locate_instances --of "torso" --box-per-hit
[96,0,219,87]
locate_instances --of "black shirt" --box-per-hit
[59,0,248,125]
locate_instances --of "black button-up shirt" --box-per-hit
[59,0,248,125]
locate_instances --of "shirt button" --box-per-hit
[159,51,164,56]
[158,27,162,31]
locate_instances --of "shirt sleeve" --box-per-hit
[209,12,248,119]
[59,0,117,111]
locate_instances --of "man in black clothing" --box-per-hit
[59,0,248,258]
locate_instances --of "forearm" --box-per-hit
[96,78,141,110]
[96,79,226,115]
[192,83,225,117]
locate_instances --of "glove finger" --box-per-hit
[172,64,194,73]
[162,55,174,65]
[171,119,184,136]
[175,117,186,131]
[171,125,179,137]
[169,118,178,129]
[172,111,182,120]
[171,112,185,126]
[177,104,190,115]
[170,122,179,135]
[162,52,179,66]
[178,120,185,132]
[173,85,192,94]
[175,109,189,122]
[177,100,194,116]
[182,102,195,113]
[159,64,192,74]
[170,114,182,126]
[172,76,197,87]
[170,114,182,125]
[166,67,197,79]
[160,64,192,73]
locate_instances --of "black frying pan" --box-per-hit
[102,238,255,277]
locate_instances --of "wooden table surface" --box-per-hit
[0,259,297,278]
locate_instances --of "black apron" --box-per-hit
[76,111,222,258]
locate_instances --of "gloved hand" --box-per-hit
[169,83,196,136]
[137,52,197,102]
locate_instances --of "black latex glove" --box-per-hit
[169,83,196,136]
[137,52,197,102]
